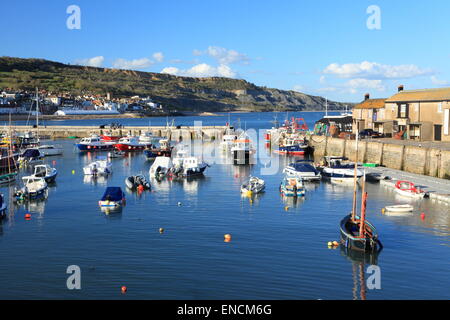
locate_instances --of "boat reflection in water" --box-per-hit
[340,245,380,300]
[170,175,205,195]
[83,174,109,186]
[100,205,123,217]
[280,193,305,209]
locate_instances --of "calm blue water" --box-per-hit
[0,113,449,300]
[9,111,333,131]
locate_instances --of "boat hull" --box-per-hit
[339,215,380,252]
[144,149,172,159]
[233,150,250,165]
[114,143,151,152]
[76,144,115,151]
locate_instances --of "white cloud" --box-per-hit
[194,46,250,65]
[161,63,237,78]
[316,78,385,95]
[74,56,104,67]
[430,76,448,86]
[152,52,164,63]
[323,61,433,79]
[112,57,154,70]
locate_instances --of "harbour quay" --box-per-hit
[9,125,228,142]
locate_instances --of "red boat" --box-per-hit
[114,136,152,151]
[100,134,121,142]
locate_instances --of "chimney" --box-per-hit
[364,93,370,100]
[398,85,404,92]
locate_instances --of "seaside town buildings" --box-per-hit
[353,86,450,142]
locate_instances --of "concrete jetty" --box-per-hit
[309,136,450,180]
[10,125,228,142]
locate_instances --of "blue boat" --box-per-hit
[98,187,125,207]
[76,135,115,152]
[283,160,321,181]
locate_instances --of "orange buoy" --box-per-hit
[121,286,127,293]
[224,234,232,242]
[137,185,144,192]
[420,212,426,220]
[25,213,31,220]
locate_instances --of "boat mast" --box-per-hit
[325,97,328,117]
[35,87,39,143]
[351,131,359,221]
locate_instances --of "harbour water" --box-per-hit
[0,112,449,299]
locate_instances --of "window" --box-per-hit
[398,104,409,118]
[438,102,443,113]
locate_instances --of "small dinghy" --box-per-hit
[149,156,173,178]
[241,176,265,194]
[383,204,414,213]
[125,175,151,190]
[32,164,58,183]
[18,148,43,166]
[394,180,426,199]
[98,187,125,207]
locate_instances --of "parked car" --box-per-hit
[359,129,383,138]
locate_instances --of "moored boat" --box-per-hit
[32,164,58,183]
[383,204,414,215]
[241,176,265,194]
[83,157,112,175]
[170,145,208,177]
[37,144,63,156]
[394,180,426,199]
[14,176,48,200]
[280,175,306,197]
[76,135,115,151]
[319,156,362,184]
[114,136,152,152]
[125,174,151,190]
[98,187,125,207]
[144,139,172,159]
[149,156,173,178]
[283,160,321,181]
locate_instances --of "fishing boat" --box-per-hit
[219,123,237,153]
[275,135,309,156]
[125,174,151,190]
[76,135,115,151]
[14,176,48,200]
[32,164,58,183]
[138,131,153,143]
[339,132,381,253]
[231,131,253,165]
[319,156,363,183]
[384,204,414,213]
[283,160,321,181]
[36,144,63,156]
[144,139,172,159]
[100,133,121,142]
[170,145,208,177]
[83,157,112,175]
[149,156,173,178]
[241,176,265,194]
[98,187,125,207]
[394,180,426,199]
[114,136,152,152]
[18,148,43,165]
[280,175,306,197]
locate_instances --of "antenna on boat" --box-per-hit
[35,87,40,144]
[325,97,328,117]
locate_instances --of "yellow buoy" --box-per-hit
[327,241,333,246]
[72,170,75,174]
[224,234,232,242]
[284,206,289,211]
[246,191,253,197]
[381,208,386,214]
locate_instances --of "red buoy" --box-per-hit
[420,212,426,220]
[121,286,127,293]
[25,213,31,220]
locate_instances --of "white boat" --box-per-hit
[37,144,63,156]
[76,134,115,151]
[319,157,362,183]
[149,156,173,178]
[98,187,125,207]
[280,175,306,197]
[14,176,48,200]
[138,131,153,143]
[32,164,57,183]
[83,157,112,175]
[384,204,414,213]
[171,145,208,177]
[283,160,321,181]
[231,131,253,165]
[394,181,426,199]
[241,176,265,194]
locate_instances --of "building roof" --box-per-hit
[386,87,450,102]
[353,98,386,109]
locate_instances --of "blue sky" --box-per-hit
[1,0,449,102]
